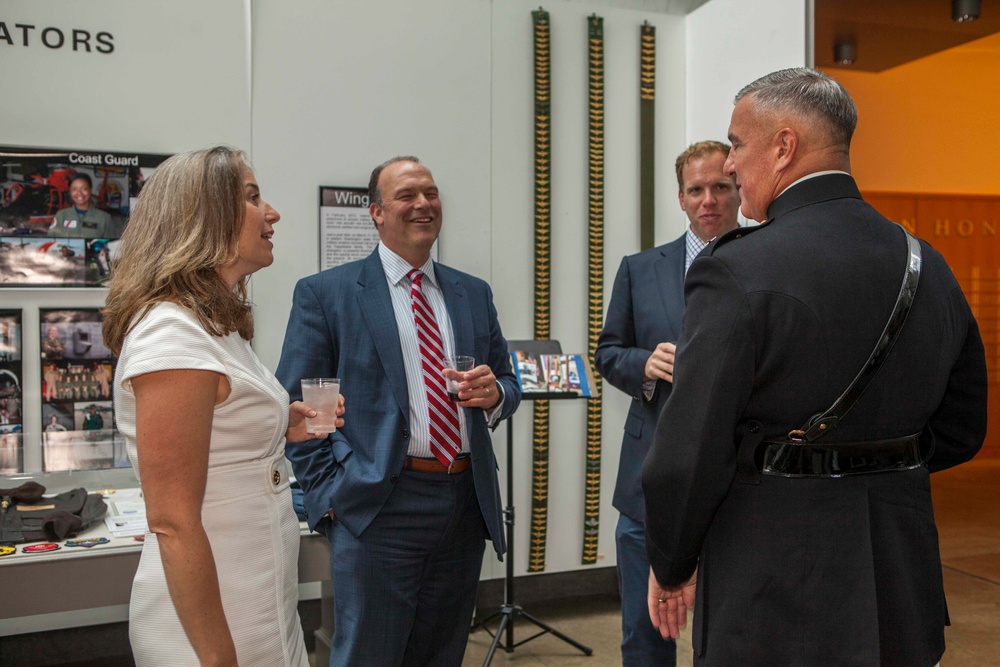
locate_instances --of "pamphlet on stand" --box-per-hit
[510,350,595,397]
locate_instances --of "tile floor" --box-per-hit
[460,459,1000,666]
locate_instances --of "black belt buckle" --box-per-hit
[761,433,923,478]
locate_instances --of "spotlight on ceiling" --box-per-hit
[834,40,857,65]
[953,0,981,22]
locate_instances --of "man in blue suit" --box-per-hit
[594,140,739,666]
[276,156,521,666]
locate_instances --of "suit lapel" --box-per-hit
[655,237,686,328]
[436,264,475,429]
[436,263,473,356]
[357,250,410,416]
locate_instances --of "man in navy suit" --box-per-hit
[644,68,986,666]
[594,140,739,666]
[276,156,521,666]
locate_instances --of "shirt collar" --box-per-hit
[684,228,709,275]
[685,227,709,254]
[378,241,438,288]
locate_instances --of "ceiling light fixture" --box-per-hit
[952,0,981,22]
[834,40,857,65]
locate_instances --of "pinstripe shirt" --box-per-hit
[684,228,708,276]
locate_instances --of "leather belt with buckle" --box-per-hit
[761,433,923,478]
[403,455,472,475]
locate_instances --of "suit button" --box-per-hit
[401,428,410,439]
[750,423,760,434]
[390,475,399,484]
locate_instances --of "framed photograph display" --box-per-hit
[319,185,379,270]
[39,308,126,472]
[0,145,169,287]
[0,309,23,474]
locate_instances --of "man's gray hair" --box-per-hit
[735,68,858,147]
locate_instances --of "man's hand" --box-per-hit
[648,566,697,640]
[643,342,677,383]
[445,364,501,410]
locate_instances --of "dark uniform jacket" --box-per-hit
[642,174,987,666]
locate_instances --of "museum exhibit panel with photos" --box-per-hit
[0,145,168,287]
[38,308,123,473]
[0,309,24,475]
[0,143,166,478]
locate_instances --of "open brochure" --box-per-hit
[510,351,594,397]
[102,488,147,537]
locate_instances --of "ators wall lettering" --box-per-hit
[0,21,113,54]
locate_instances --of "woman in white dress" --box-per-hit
[103,146,343,666]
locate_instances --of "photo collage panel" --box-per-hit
[0,310,23,474]
[0,146,168,287]
[39,308,126,472]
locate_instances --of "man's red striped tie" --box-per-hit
[408,269,461,465]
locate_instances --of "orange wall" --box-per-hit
[822,32,1000,196]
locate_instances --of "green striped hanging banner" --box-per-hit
[582,13,605,565]
[529,7,552,573]
[640,22,656,251]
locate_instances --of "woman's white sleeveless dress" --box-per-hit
[115,303,307,666]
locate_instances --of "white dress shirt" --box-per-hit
[378,242,504,457]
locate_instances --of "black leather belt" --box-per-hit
[761,433,923,478]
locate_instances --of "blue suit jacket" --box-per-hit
[594,235,685,522]
[275,248,520,558]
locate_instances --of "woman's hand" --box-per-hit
[287,393,345,441]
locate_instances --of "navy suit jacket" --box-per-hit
[594,235,686,522]
[275,248,520,558]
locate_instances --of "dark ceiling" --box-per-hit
[815,0,1000,72]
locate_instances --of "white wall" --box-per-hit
[1,0,251,153]
[249,0,494,371]
[685,0,808,143]
[3,0,806,582]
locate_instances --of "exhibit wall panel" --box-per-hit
[0,0,252,488]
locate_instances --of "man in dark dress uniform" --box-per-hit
[643,68,987,667]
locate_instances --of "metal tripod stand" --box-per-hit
[475,412,593,665]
